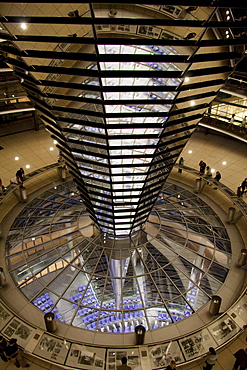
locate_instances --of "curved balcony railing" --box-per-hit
[0,162,246,370]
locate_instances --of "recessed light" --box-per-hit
[188,150,192,154]
[12,94,15,97]
[227,16,230,20]
[50,147,54,151]
[15,156,19,160]
[190,100,195,106]
[211,168,215,173]
[31,237,35,241]
[26,164,30,169]
[53,140,57,144]
[184,77,190,82]
[21,23,27,30]
[226,35,230,38]
[226,10,229,15]
[226,31,229,34]
[222,161,227,165]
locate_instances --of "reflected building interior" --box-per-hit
[6,180,232,333]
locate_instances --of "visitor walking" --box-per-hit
[241,178,247,196]
[178,157,184,173]
[203,347,218,370]
[0,335,8,362]
[232,348,247,370]
[5,338,30,368]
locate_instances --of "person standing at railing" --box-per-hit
[240,116,246,133]
[199,160,207,175]
[213,171,221,190]
[0,178,6,194]
[16,167,25,184]
[228,114,235,130]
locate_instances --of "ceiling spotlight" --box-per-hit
[226,34,230,38]
[190,100,195,106]
[50,147,54,151]
[185,77,190,82]
[31,237,35,241]
[21,23,27,30]
[211,168,215,173]
[26,164,30,169]
[53,140,57,144]
[188,150,192,154]
[12,94,15,97]
[15,156,19,160]
[222,161,227,165]
[225,30,229,34]
[226,10,230,15]
[227,16,230,20]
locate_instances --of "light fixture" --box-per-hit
[190,101,195,106]
[53,140,57,144]
[184,77,190,82]
[226,35,230,38]
[226,10,230,15]
[15,156,19,160]
[49,147,54,151]
[12,94,15,97]
[31,237,35,241]
[54,186,57,190]
[21,23,27,30]
[227,16,230,20]
[211,169,215,173]
[222,161,227,165]
[188,150,192,154]
[26,164,30,169]
[226,31,229,34]
[3,93,6,95]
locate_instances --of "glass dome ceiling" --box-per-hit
[6,180,231,333]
